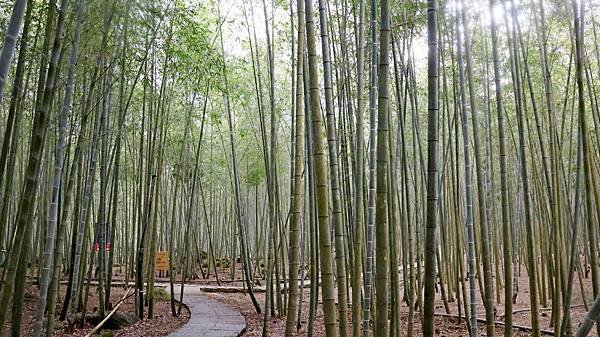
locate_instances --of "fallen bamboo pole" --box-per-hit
[84,288,133,337]
[434,312,555,335]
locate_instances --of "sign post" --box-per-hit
[155,251,169,278]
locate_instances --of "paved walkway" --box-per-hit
[166,284,246,337]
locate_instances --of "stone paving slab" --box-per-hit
[166,284,246,337]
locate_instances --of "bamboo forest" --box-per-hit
[1,0,600,336]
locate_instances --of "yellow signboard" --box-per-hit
[155,251,169,271]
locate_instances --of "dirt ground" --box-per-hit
[8,284,189,337]
[12,258,597,336]
[196,261,598,336]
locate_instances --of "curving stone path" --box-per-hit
[165,284,246,337]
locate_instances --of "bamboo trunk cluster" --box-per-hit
[0,0,598,336]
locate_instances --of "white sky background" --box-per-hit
[201,0,515,77]
[178,0,518,92]
[181,0,290,62]
[191,0,497,88]
[179,0,600,103]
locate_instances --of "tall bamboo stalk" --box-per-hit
[284,0,305,334]
[304,0,339,334]
[422,0,440,333]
